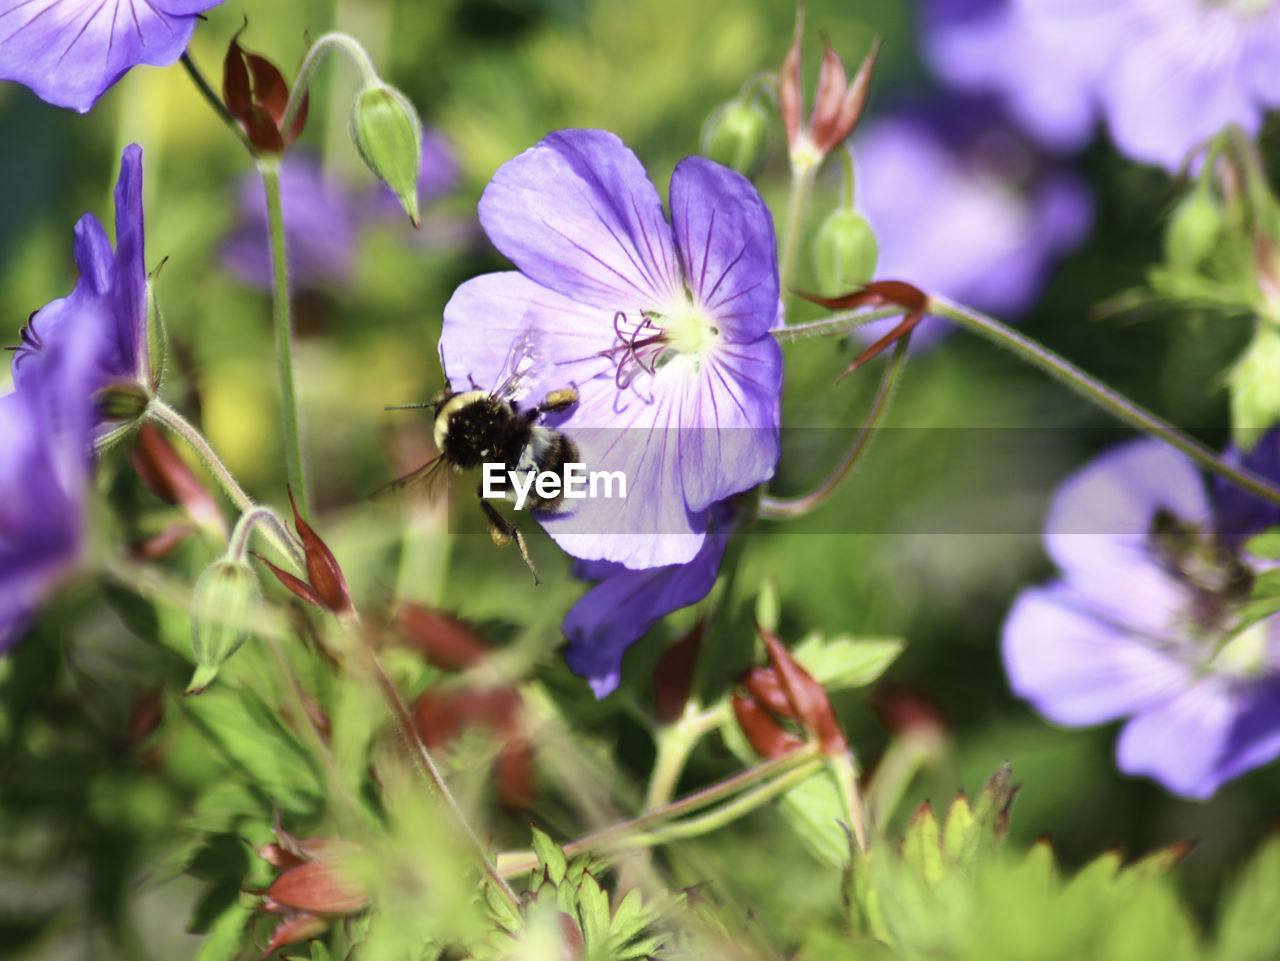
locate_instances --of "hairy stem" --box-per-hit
[932,296,1280,509]
[258,159,311,519]
[280,31,382,139]
[179,51,254,155]
[778,157,818,311]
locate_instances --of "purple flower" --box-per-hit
[224,134,461,292]
[853,102,1091,343]
[563,503,732,697]
[0,0,225,113]
[922,0,1280,170]
[12,144,152,429]
[440,129,782,569]
[1003,438,1280,799]
[1,302,104,651]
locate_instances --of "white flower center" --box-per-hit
[656,300,721,359]
[1212,620,1271,678]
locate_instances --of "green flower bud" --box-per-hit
[187,559,261,694]
[1230,326,1280,452]
[351,84,423,227]
[704,99,769,177]
[813,208,878,295]
[1164,190,1223,271]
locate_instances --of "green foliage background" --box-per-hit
[2,0,1280,958]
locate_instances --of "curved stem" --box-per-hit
[931,296,1280,509]
[179,51,254,155]
[228,506,295,564]
[761,335,907,520]
[280,31,381,140]
[258,159,311,519]
[147,400,302,567]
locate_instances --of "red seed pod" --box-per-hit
[741,665,796,720]
[732,692,805,759]
[130,424,226,538]
[797,280,930,376]
[260,912,330,959]
[652,620,705,724]
[759,626,847,755]
[287,487,352,615]
[223,21,309,154]
[253,552,324,608]
[396,604,489,670]
[263,859,368,915]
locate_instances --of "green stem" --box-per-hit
[777,157,818,312]
[760,335,908,520]
[770,305,900,343]
[147,401,302,568]
[931,296,1280,509]
[258,159,311,519]
[280,31,382,140]
[179,51,254,155]
[642,703,729,811]
[829,751,868,852]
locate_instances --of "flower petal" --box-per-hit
[676,341,781,512]
[668,156,779,340]
[1213,428,1280,549]
[563,527,729,697]
[1043,438,1208,636]
[1116,674,1280,799]
[110,143,147,384]
[1002,582,1192,726]
[478,129,683,312]
[0,1,222,113]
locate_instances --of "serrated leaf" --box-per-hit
[781,769,851,866]
[577,872,611,950]
[901,803,943,885]
[941,794,973,866]
[530,825,567,886]
[194,898,255,961]
[609,887,648,943]
[793,634,904,691]
[484,877,522,931]
[1216,835,1280,961]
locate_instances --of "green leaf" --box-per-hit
[781,769,851,866]
[609,887,648,944]
[900,804,943,885]
[793,634,904,691]
[1244,529,1280,561]
[941,794,974,866]
[530,825,567,886]
[310,941,333,961]
[576,872,610,951]
[1216,835,1280,961]
[194,898,255,961]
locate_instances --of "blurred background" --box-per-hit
[1,0,1277,956]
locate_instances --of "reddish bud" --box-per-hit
[287,487,352,615]
[223,22,309,154]
[260,912,330,959]
[395,604,489,670]
[732,693,805,759]
[778,8,804,152]
[129,522,197,560]
[872,685,948,747]
[798,280,930,376]
[778,8,880,163]
[741,665,795,719]
[253,552,325,608]
[131,424,226,538]
[652,620,705,724]
[263,859,368,915]
[559,911,585,958]
[759,626,847,755]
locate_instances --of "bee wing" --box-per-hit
[491,324,551,407]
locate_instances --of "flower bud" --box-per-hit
[187,559,260,694]
[351,84,423,227]
[1230,326,1280,451]
[1164,190,1222,270]
[704,99,769,177]
[813,208,878,295]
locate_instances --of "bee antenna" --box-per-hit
[384,403,434,411]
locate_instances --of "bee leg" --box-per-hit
[524,387,579,421]
[476,487,541,585]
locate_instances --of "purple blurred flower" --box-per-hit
[853,102,1092,343]
[922,0,1280,170]
[1,304,104,651]
[1003,438,1280,799]
[12,144,153,427]
[0,0,225,113]
[224,134,461,292]
[441,129,782,569]
[563,504,732,697]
